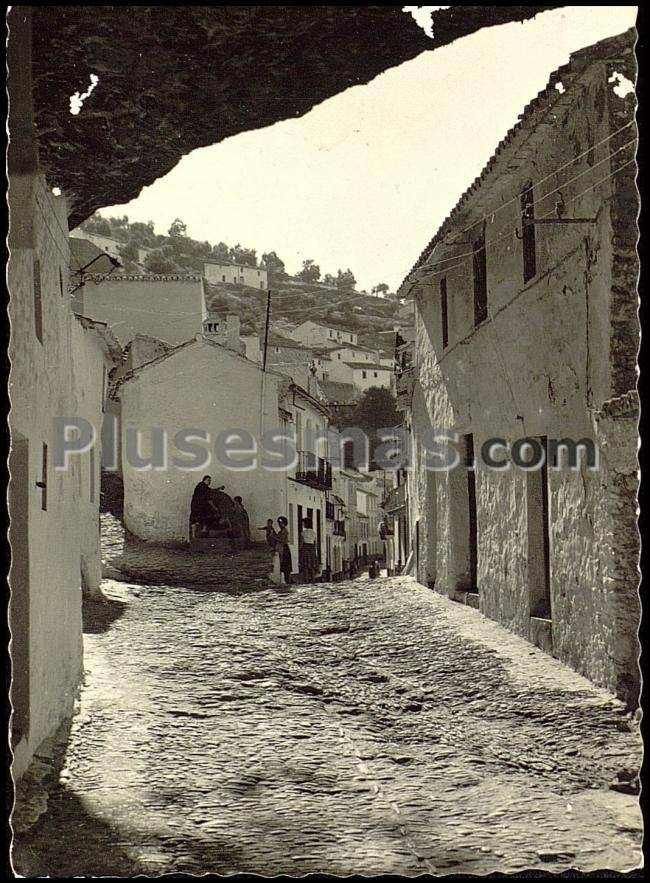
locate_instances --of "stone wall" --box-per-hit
[408,44,639,701]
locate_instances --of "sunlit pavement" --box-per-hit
[14,528,642,875]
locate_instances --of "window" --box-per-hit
[374,372,378,378]
[440,277,449,349]
[222,275,226,282]
[362,370,367,379]
[521,182,537,282]
[472,233,488,326]
[33,257,43,343]
[337,353,341,359]
[89,448,96,503]
[260,281,263,289]
[37,443,48,511]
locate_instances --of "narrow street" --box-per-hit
[13,517,641,876]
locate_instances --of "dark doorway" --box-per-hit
[316,509,322,566]
[465,433,478,591]
[527,436,551,618]
[9,433,30,747]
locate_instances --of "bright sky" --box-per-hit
[100,6,637,292]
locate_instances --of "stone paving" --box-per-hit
[14,518,643,876]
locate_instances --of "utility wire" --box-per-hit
[413,155,636,285]
[416,137,637,271]
[426,119,636,253]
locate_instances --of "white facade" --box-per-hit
[77,274,205,347]
[280,385,331,575]
[204,260,268,290]
[119,338,283,543]
[290,320,358,348]
[8,174,117,781]
[69,227,122,261]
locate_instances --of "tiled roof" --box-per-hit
[319,380,359,404]
[397,28,636,296]
[346,361,392,371]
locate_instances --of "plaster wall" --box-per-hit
[120,343,284,543]
[409,58,639,698]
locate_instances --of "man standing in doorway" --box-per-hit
[379,509,395,575]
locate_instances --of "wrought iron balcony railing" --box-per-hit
[295,451,333,491]
[333,520,346,538]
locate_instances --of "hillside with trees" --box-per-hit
[78,214,409,340]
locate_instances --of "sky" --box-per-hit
[99,6,637,292]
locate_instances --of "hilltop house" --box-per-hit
[398,30,639,707]
[289,320,358,348]
[204,259,268,290]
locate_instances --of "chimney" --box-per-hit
[201,313,245,355]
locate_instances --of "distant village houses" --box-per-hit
[203,259,268,290]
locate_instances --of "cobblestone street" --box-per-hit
[15,522,642,876]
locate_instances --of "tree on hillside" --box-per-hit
[372,282,389,296]
[168,218,188,238]
[128,221,157,247]
[230,244,257,267]
[118,240,140,265]
[341,387,401,468]
[322,273,336,286]
[144,250,178,274]
[84,214,112,236]
[336,268,356,291]
[261,251,286,274]
[298,259,320,283]
[211,242,230,262]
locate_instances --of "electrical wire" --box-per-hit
[426,119,636,254]
[415,137,637,272]
[413,155,636,286]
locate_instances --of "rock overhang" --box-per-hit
[26,5,563,228]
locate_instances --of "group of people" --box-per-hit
[189,476,252,551]
[190,475,398,580]
[261,516,318,585]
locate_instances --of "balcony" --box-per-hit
[395,365,415,411]
[295,451,333,491]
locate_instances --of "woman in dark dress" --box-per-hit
[189,475,215,540]
[276,516,293,584]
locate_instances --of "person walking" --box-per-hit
[379,510,395,575]
[299,518,318,582]
[276,516,293,585]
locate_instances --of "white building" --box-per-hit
[8,169,121,782]
[75,273,206,347]
[117,315,284,543]
[69,227,123,262]
[319,356,393,392]
[289,320,358,348]
[279,383,332,578]
[204,260,268,290]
